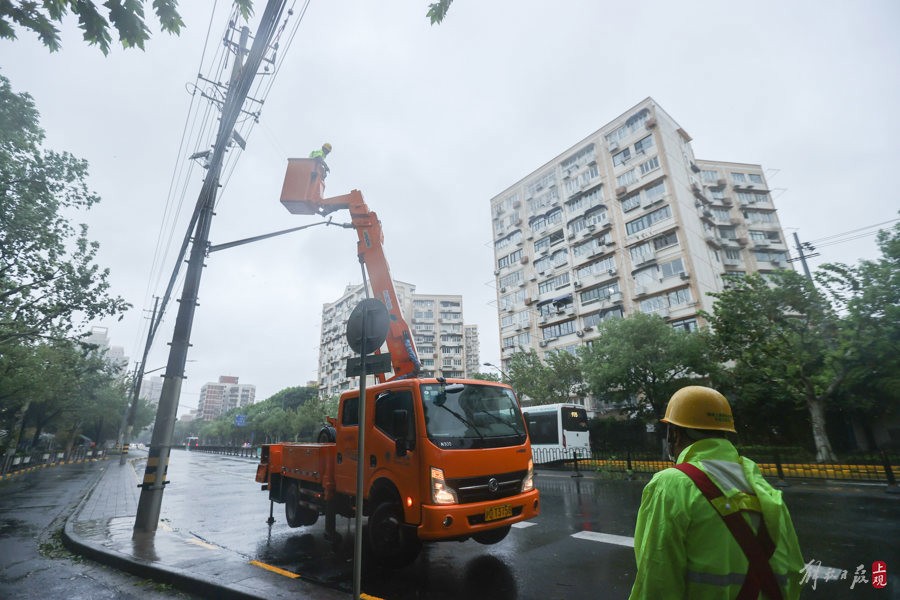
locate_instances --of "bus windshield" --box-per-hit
[421,383,527,449]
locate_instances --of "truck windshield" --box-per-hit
[420,383,527,449]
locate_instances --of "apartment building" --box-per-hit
[196,375,256,421]
[318,283,479,397]
[490,98,790,374]
[464,324,481,377]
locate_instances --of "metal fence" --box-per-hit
[535,448,899,485]
[0,447,107,479]
[178,445,261,459]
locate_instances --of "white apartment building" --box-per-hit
[464,324,481,377]
[490,98,790,377]
[318,283,479,397]
[196,376,256,421]
[83,326,129,374]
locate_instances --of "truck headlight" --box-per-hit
[521,459,535,492]
[431,466,458,505]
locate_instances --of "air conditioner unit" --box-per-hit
[608,268,617,276]
[610,292,624,304]
[529,275,537,282]
[493,269,500,276]
[524,296,533,305]
[583,326,594,332]
[500,287,507,293]
[608,140,619,152]
[576,330,585,338]
[539,341,548,348]
[573,281,582,288]
[615,186,628,197]
[645,117,657,129]
[587,224,596,231]
[680,272,691,280]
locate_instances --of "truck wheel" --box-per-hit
[317,426,336,443]
[367,500,421,567]
[284,482,319,527]
[472,525,511,545]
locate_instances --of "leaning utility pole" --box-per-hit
[134,0,287,534]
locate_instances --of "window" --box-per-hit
[711,207,731,222]
[561,144,596,171]
[585,207,608,227]
[701,169,719,183]
[621,193,641,212]
[542,319,576,339]
[749,173,763,184]
[342,396,359,426]
[633,267,657,286]
[583,307,623,327]
[653,231,679,250]
[499,270,523,288]
[498,248,522,269]
[724,248,742,261]
[671,318,698,332]
[634,135,655,154]
[580,281,620,304]
[626,205,672,235]
[605,108,650,145]
[731,172,746,183]
[494,229,523,251]
[718,226,737,239]
[644,180,666,203]
[667,287,693,307]
[639,156,660,176]
[576,254,616,279]
[374,390,415,443]
[612,148,632,166]
[744,210,776,224]
[538,272,570,294]
[566,187,603,213]
[660,257,685,279]
[617,169,637,187]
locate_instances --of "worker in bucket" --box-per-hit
[308,142,332,180]
[629,386,803,600]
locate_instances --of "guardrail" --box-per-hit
[0,447,108,480]
[178,445,261,459]
[534,447,899,486]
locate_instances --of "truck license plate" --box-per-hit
[484,504,512,522]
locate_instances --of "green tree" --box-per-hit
[815,220,900,445]
[469,372,500,382]
[426,0,454,24]
[506,349,584,405]
[704,271,843,462]
[0,0,253,54]
[0,74,129,348]
[579,313,717,423]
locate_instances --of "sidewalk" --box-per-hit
[62,457,348,600]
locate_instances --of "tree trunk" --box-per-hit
[807,396,837,463]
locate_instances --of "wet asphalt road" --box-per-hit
[154,450,900,599]
[0,457,200,599]
[2,451,898,599]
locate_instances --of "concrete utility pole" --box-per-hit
[120,296,159,465]
[791,231,818,282]
[134,0,287,534]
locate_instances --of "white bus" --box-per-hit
[522,403,591,464]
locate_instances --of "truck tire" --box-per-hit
[472,525,511,545]
[317,426,336,443]
[367,500,421,567]
[284,482,319,527]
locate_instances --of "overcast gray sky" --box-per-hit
[4,1,898,415]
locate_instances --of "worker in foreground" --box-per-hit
[629,386,803,599]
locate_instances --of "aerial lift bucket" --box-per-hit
[280,158,327,215]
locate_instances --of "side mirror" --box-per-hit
[393,409,410,456]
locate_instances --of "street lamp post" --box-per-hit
[483,362,510,381]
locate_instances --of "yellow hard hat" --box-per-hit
[661,386,736,433]
[322,143,332,152]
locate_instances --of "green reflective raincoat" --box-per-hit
[629,438,803,599]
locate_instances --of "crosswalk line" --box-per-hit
[571,531,635,547]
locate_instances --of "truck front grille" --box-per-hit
[448,470,527,504]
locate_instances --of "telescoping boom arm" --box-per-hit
[279,158,421,382]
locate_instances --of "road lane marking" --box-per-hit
[249,560,301,579]
[571,531,635,547]
[512,521,537,529]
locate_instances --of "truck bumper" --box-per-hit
[417,489,540,541]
